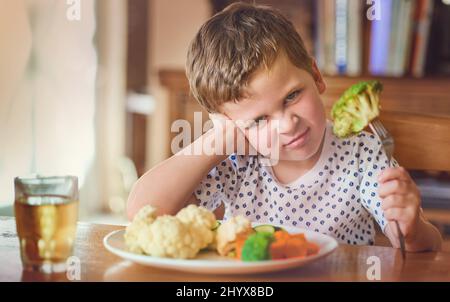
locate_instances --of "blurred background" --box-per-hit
[0,0,449,248]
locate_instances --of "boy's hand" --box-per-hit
[378,167,422,243]
[209,113,256,155]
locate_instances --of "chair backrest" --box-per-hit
[379,111,450,171]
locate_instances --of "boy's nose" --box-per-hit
[278,111,299,136]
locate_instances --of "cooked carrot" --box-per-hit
[274,230,289,240]
[291,233,306,241]
[285,238,308,258]
[269,240,286,260]
[269,231,319,259]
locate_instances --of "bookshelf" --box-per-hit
[211,0,450,78]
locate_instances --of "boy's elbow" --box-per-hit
[125,182,168,220]
[126,182,142,221]
[126,196,138,221]
[124,180,185,220]
[126,203,136,221]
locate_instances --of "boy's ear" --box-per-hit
[311,59,326,94]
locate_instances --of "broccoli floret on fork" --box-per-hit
[331,80,383,138]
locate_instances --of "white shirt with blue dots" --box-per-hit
[194,121,390,245]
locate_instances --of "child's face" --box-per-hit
[220,52,327,162]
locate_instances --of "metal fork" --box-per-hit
[369,119,406,260]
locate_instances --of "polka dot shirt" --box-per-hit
[194,121,391,245]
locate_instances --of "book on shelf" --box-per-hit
[335,0,348,74]
[368,0,393,76]
[314,0,326,71]
[313,0,446,77]
[425,0,450,76]
[346,0,362,76]
[410,0,434,77]
[323,0,337,75]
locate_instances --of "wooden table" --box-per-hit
[1,217,449,282]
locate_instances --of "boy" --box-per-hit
[127,3,441,251]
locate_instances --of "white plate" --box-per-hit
[103,223,338,274]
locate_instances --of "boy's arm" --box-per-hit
[126,129,227,220]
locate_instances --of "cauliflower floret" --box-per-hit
[138,215,204,259]
[124,205,157,253]
[176,205,217,249]
[124,205,217,259]
[135,205,158,222]
[205,226,219,251]
[176,204,216,229]
[216,216,253,256]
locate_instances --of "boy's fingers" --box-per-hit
[378,166,411,183]
[378,179,410,198]
[208,113,258,155]
[380,194,408,211]
[384,207,409,222]
[387,220,408,243]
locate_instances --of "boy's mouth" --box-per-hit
[282,128,310,149]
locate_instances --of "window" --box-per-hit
[0,0,96,212]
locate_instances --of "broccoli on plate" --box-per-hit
[241,232,274,261]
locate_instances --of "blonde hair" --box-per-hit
[186,2,313,113]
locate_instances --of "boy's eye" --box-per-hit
[285,89,302,104]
